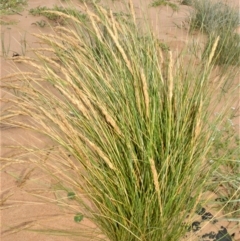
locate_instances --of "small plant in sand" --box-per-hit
[29,5,87,24]
[1,1,239,240]
[150,0,179,11]
[0,31,11,57]
[0,0,27,15]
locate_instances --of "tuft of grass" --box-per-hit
[204,32,240,66]
[189,0,240,66]
[208,109,240,218]
[1,2,239,240]
[150,0,179,11]
[189,0,239,34]
[29,5,87,24]
[0,0,27,15]
[1,31,11,57]
[31,20,47,28]
[0,19,17,25]
[180,0,192,6]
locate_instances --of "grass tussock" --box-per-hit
[150,0,179,11]
[189,0,240,66]
[0,0,27,15]
[1,2,239,240]
[29,5,87,24]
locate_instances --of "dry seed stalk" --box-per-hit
[1,72,38,80]
[65,77,98,119]
[55,32,80,47]
[96,102,122,136]
[35,53,62,70]
[194,100,203,139]
[55,26,80,40]
[157,46,164,84]
[149,158,162,215]
[128,0,136,25]
[30,48,56,53]
[102,19,133,74]
[78,132,115,170]
[207,36,220,68]
[133,77,142,116]
[54,84,90,120]
[140,68,149,119]
[110,10,118,39]
[168,51,173,101]
[88,12,103,42]
[33,34,68,52]
[43,10,82,24]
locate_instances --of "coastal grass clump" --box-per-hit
[189,0,239,34]
[1,2,239,240]
[189,0,240,66]
[204,32,240,66]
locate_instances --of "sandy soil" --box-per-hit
[1,0,239,240]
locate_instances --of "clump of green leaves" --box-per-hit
[74,213,84,223]
[0,0,27,15]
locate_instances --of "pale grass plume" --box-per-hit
[54,26,81,41]
[194,99,203,140]
[53,84,90,120]
[87,9,103,42]
[206,36,220,68]
[12,58,45,72]
[35,52,62,70]
[140,67,150,119]
[133,76,142,117]
[110,10,118,39]
[54,31,80,47]
[78,132,115,171]
[0,72,38,80]
[30,48,56,53]
[99,12,133,74]
[157,45,164,83]
[168,51,173,101]
[33,33,68,52]
[128,0,136,25]
[149,158,163,216]
[96,101,122,136]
